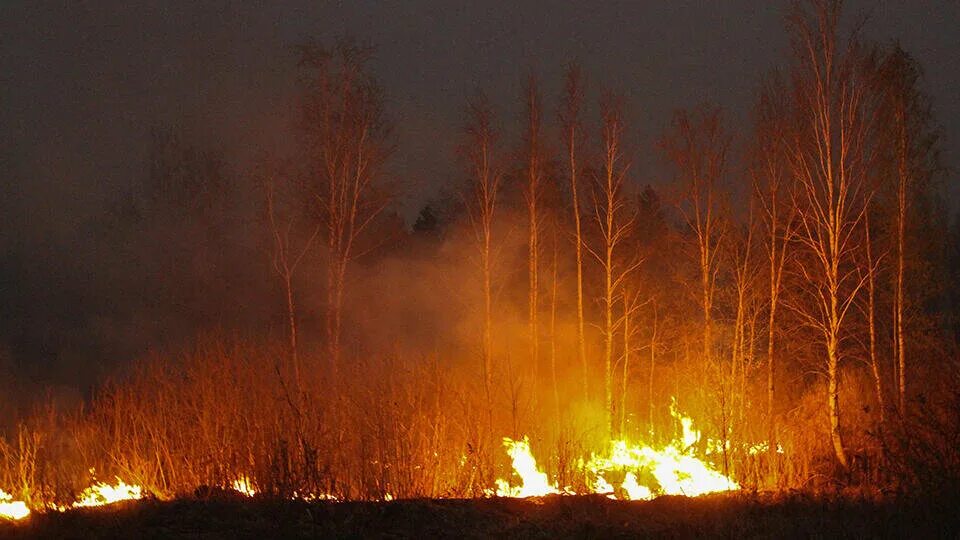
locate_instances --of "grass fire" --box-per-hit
[2,0,960,537]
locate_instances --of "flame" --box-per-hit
[0,489,29,520]
[232,476,257,496]
[621,472,653,500]
[494,401,740,500]
[73,478,143,508]
[494,437,559,497]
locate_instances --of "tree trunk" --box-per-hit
[562,66,589,402]
[895,105,908,417]
[827,338,848,467]
[865,214,886,427]
[619,291,631,438]
[525,78,541,392]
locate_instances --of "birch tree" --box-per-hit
[877,45,939,418]
[559,65,590,400]
[663,106,728,381]
[587,93,639,438]
[752,79,796,446]
[783,0,875,467]
[523,75,544,384]
[461,92,502,426]
[299,42,392,378]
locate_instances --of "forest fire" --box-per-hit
[494,402,738,500]
[2,0,960,537]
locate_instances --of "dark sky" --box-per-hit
[0,1,957,387]
[2,1,957,226]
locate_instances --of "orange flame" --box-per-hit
[73,478,143,508]
[494,400,740,500]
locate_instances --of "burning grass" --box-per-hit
[493,401,740,499]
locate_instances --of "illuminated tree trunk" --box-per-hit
[753,81,795,454]
[589,94,636,438]
[648,302,658,437]
[524,76,542,386]
[265,177,320,427]
[549,230,561,429]
[663,106,727,421]
[561,65,589,401]
[462,94,501,430]
[620,291,629,437]
[785,0,876,468]
[865,213,886,427]
[731,213,754,424]
[894,101,908,418]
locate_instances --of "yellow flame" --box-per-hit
[494,437,559,498]
[0,489,29,520]
[621,472,653,500]
[494,401,740,500]
[232,476,257,496]
[73,478,143,508]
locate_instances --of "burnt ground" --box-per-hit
[1,492,958,539]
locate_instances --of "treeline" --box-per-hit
[2,0,960,505]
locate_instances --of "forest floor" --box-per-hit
[1,491,958,539]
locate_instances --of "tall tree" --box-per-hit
[523,75,544,385]
[877,45,940,418]
[783,0,875,467]
[752,78,797,449]
[559,65,590,401]
[863,212,886,427]
[299,42,392,377]
[663,106,728,388]
[461,92,502,427]
[263,171,320,418]
[587,92,639,437]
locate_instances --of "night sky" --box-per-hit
[1,1,957,386]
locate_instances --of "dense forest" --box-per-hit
[2,0,960,509]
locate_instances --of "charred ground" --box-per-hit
[2,492,959,540]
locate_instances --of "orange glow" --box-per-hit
[73,478,143,508]
[494,400,739,500]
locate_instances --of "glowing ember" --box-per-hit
[73,478,143,508]
[296,492,340,502]
[0,489,29,520]
[494,401,739,500]
[232,476,257,496]
[494,437,559,497]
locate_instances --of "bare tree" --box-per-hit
[783,0,875,467]
[461,92,502,428]
[523,75,544,385]
[559,65,590,401]
[663,106,728,383]
[587,92,639,438]
[264,172,320,417]
[299,42,392,377]
[864,212,886,427]
[877,45,939,418]
[752,79,797,448]
[619,286,645,438]
[729,208,758,425]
